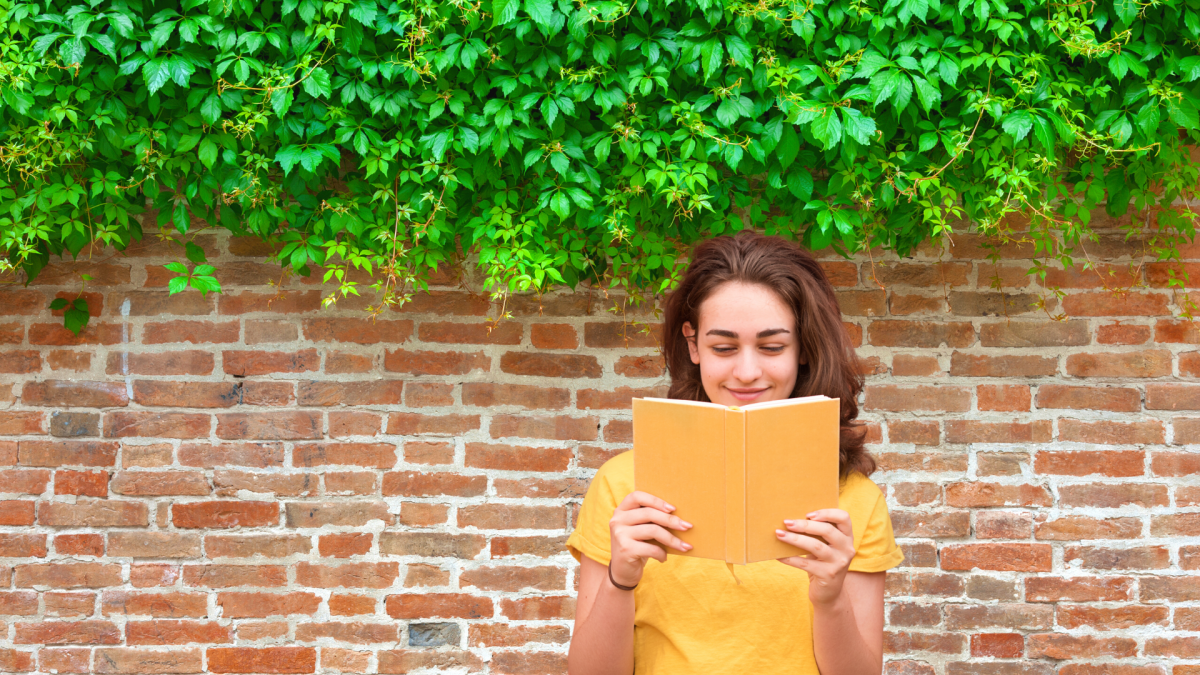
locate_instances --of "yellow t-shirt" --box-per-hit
[565,450,904,674]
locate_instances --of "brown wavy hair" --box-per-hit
[661,231,875,479]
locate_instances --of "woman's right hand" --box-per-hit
[608,491,693,588]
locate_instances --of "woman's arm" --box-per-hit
[775,509,886,675]
[812,570,886,675]
[568,491,692,675]
[567,555,636,675]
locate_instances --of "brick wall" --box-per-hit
[0,226,1196,675]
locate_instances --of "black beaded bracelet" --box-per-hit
[607,563,638,591]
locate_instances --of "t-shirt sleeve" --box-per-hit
[565,454,629,566]
[846,478,905,574]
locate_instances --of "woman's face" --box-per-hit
[683,281,804,407]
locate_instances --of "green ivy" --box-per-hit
[1,0,1199,324]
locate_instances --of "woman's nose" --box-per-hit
[732,350,762,382]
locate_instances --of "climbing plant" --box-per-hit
[1,0,1199,332]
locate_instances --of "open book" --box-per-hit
[633,395,840,565]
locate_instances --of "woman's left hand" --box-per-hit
[776,509,856,607]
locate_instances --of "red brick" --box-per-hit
[944,603,1053,630]
[294,562,399,589]
[319,534,373,558]
[383,349,490,376]
[379,532,485,558]
[302,318,412,344]
[0,534,46,558]
[285,501,388,528]
[1036,515,1142,540]
[325,352,373,374]
[396,290,489,315]
[949,353,1056,377]
[110,471,210,496]
[55,470,109,497]
[1036,384,1140,412]
[1065,545,1169,569]
[14,620,120,645]
[0,469,50,494]
[1142,576,1200,601]
[941,544,1051,571]
[1147,384,1200,409]
[1062,291,1169,316]
[178,442,284,468]
[203,535,310,558]
[945,420,1051,444]
[0,351,42,373]
[19,440,118,467]
[1034,450,1145,477]
[531,324,578,349]
[23,381,128,408]
[173,502,278,528]
[101,591,208,617]
[976,385,1030,411]
[106,351,214,376]
[0,500,34,525]
[614,354,665,378]
[294,622,399,644]
[15,563,121,588]
[837,290,887,316]
[327,412,381,438]
[945,483,1052,507]
[324,472,376,495]
[143,320,240,344]
[297,381,404,406]
[381,471,486,498]
[30,323,124,346]
[217,592,321,618]
[1058,419,1164,445]
[1065,350,1172,377]
[970,633,1023,658]
[488,416,598,441]
[418,321,521,344]
[125,620,231,645]
[215,413,321,440]
[39,501,148,527]
[974,511,1031,539]
[218,291,323,315]
[377,650,483,673]
[397,503,448,527]
[864,385,970,412]
[181,565,287,588]
[293,443,396,469]
[458,505,565,530]
[103,412,210,439]
[1025,576,1134,602]
[1097,323,1151,344]
[132,381,239,408]
[464,444,572,472]
[92,647,203,674]
[576,386,665,410]
[385,593,493,619]
[223,350,319,376]
[978,321,1090,347]
[886,422,941,446]
[54,534,102,557]
[891,355,940,377]
[1059,483,1168,508]
[108,533,201,558]
[867,321,975,348]
[462,383,569,409]
[500,352,601,378]
[328,595,376,616]
[207,647,317,674]
[583,322,661,348]
[130,564,181,588]
[404,382,452,407]
[0,412,44,435]
[1026,633,1137,659]
[385,413,478,436]
[1174,417,1200,444]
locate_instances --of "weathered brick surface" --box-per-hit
[3,231,1199,673]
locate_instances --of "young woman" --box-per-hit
[565,231,903,675]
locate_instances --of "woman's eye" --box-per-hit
[761,346,785,353]
[712,346,736,354]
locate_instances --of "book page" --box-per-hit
[744,397,841,563]
[633,398,727,561]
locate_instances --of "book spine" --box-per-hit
[724,408,746,565]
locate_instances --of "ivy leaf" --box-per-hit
[1135,102,1160,137]
[185,241,207,263]
[524,0,553,28]
[493,0,519,26]
[173,202,190,234]
[1002,110,1035,142]
[302,67,331,97]
[787,169,814,200]
[912,76,941,112]
[48,298,69,311]
[168,275,188,295]
[198,138,219,168]
[63,305,89,336]
[200,94,222,123]
[841,107,876,144]
[168,56,194,87]
[349,0,377,25]
[143,58,171,94]
[725,35,752,66]
[700,38,724,82]
[32,33,64,57]
[777,124,800,169]
[59,38,87,64]
[163,261,189,275]
[811,109,844,149]
[1114,0,1138,24]
[276,145,303,174]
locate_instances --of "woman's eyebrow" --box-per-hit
[705,328,791,338]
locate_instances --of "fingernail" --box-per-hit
[684,543,693,550]
[783,519,794,526]
[681,520,693,529]
[665,503,676,511]
[807,512,817,518]
[775,529,785,536]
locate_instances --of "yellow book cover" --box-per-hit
[632,396,841,564]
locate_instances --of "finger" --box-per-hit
[775,529,832,558]
[804,509,854,538]
[627,523,692,552]
[618,491,675,514]
[629,541,668,564]
[783,519,844,545]
[617,507,692,532]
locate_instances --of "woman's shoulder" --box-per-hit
[838,470,886,511]
[583,450,635,502]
